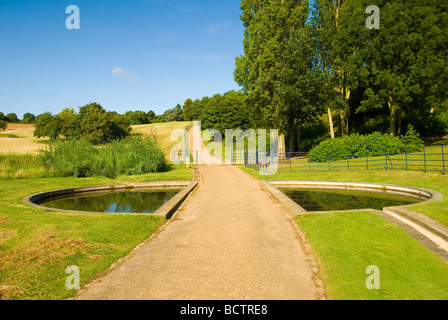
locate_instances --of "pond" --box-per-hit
[42,188,181,214]
[279,188,422,212]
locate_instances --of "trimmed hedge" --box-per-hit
[309,125,424,163]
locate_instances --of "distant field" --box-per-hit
[0,122,192,157]
[0,124,47,155]
[132,122,191,158]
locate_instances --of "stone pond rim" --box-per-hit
[21,181,198,219]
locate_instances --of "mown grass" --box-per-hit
[0,164,193,300]
[240,163,448,300]
[0,122,195,300]
[0,177,165,300]
[241,165,448,227]
[279,144,448,174]
[296,212,448,300]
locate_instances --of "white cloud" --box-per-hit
[177,54,224,62]
[207,22,234,33]
[112,67,139,82]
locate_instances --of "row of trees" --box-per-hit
[32,102,191,144]
[234,0,448,153]
[1,102,187,131]
[0,112,36,124]
[34,103,131,144]
[183,91,250,135]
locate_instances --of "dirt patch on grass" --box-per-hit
[0,228,107,300]
[0,230,15,245]
[0,216,10,224]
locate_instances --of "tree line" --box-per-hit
[0,112,36,130]
[4,0,447,153]
[234,0,448,153]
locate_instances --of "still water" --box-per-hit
[280,188,421,212]
[43,189,181,214]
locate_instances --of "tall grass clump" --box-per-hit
[39,136,165,178]
[0,154,46,179]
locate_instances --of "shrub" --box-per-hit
[39,136,165,178]
[0,120,7,131]
[309,129,424,163]
[400,124,424,152]
[34,103,131,144]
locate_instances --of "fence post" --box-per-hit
[385,148,388,171]
[405,145,408,171]
[231,149,233,166]
[442,145,446,175]
[366,154,369,170]
[289,152,292,172]
[423,146,427,173]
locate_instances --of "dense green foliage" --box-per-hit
[308,125,424,162]
[21,113,36,124]
[124,110,152,125]
[232,0,448,153]
[39,136,166,178]
[0,120,7,130]
[200,91,250,135]
[164,104,184,122]
[6,113,19,123]
[181,91,251,135]
[4,0,448,151]
[34,103,131,144]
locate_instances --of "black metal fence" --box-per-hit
[171,145,447,175]
[245,145,447,175]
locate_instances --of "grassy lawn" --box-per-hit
[240,165,448,300]
[276,144,448,174]
[296,211,448,300]
[0,164,193,300]
[241,167,448,227]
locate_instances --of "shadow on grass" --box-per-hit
[423,135,448,146]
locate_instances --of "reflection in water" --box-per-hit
[280,188,421,212]
[43,189,181,214]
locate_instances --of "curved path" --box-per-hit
[75,165,321,300]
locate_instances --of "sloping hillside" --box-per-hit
[132,122,191,158]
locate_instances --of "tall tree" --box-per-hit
[235,0,311,155]
[200,91,250,135]
[6,113,19,123]
[361,0,448,136]
[182,98,194,121]
[22,113,36,123]
[312,0,369,137]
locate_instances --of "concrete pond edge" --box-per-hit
[261,180,448,253]
[21,181,199,219]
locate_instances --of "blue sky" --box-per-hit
[0,0,245,118]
